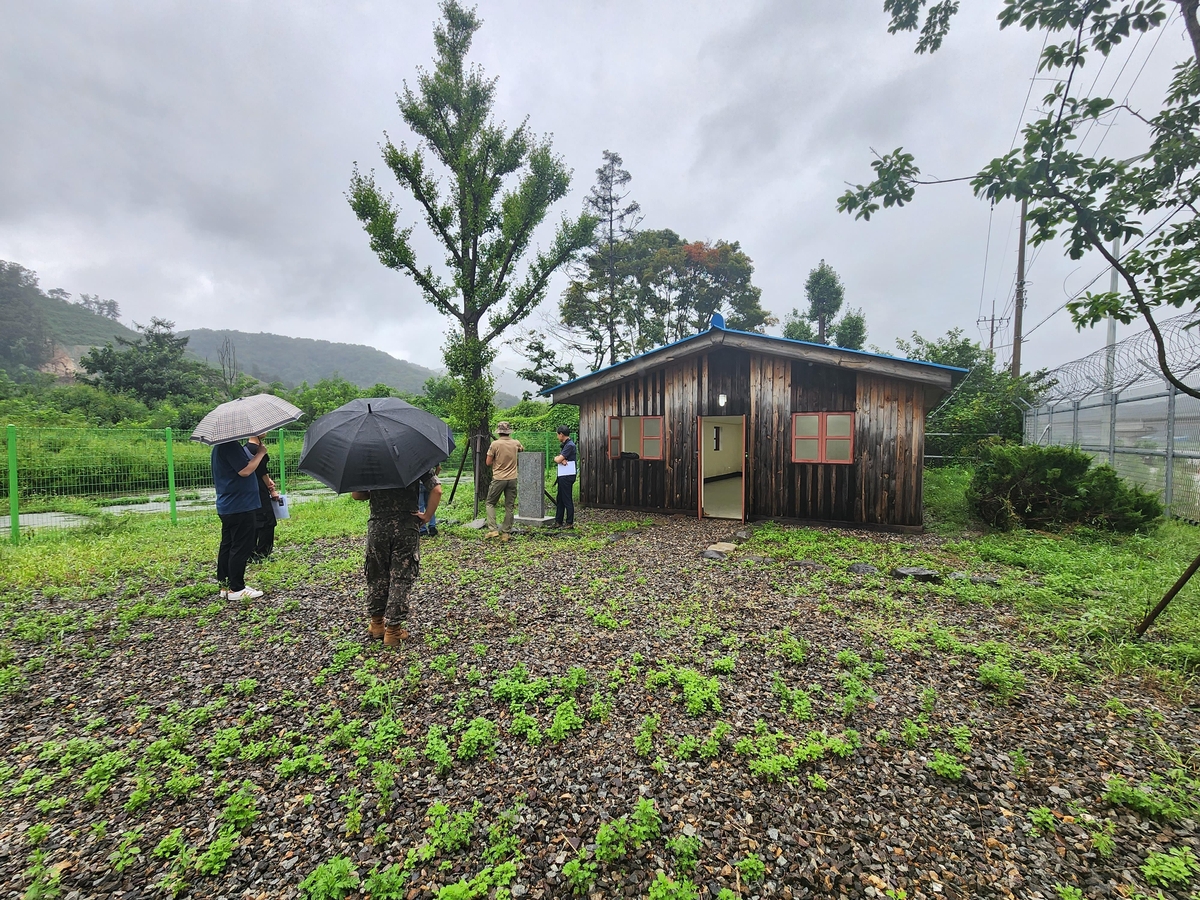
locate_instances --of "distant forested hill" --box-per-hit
[37,294,139,350]
[180,328,438,392]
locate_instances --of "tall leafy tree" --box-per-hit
[839,0,1200,399]
[623,228,686,354]
[781,312,817,342]
[781,260,865,347]
[632,237,775,345]
[832,308,868,350]
[530,228,775,381]
[560,150,643,369]
[805,260,845,343]
[348,1,596,457]
[510,329,578,392]
[895,328,1047,446]
[80,318,219,404]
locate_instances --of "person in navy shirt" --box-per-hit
[212,440,266,600]
[553,425,577,527]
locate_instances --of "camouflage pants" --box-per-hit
[365,518,421,626]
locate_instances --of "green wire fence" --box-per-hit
[2,426,563,542]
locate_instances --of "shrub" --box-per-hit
[966,440,1161,532]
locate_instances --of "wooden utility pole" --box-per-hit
[977,306,1009,355]
[1010,198,1028,378]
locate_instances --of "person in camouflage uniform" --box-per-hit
[352,469,441,646]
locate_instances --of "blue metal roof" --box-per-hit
[538,319,968,397]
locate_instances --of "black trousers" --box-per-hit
[555,475,576,525]
[217,510,257,592]
[251,505,276,560]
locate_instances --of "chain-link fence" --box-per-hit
[2,426,562,540]
[1024,380,1200,521]
[924,432,1002,465]
[1023,314,1200,522]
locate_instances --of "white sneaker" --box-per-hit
[228,587,263,601]
[219,588,228,599]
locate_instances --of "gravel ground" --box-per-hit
[0,510,1197,900]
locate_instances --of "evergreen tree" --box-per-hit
[782,261,866,347]
[831,308,867,350]
[781,311,817,342]
[560,150,642,369]
[803,260,844,343]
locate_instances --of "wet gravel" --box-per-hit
[0,510,1197,899]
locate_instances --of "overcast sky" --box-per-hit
[1,1,1188,393]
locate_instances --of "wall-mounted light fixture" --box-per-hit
[718,393,727,408]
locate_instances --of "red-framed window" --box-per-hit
[607,416,664,460]
[791,412,854,464]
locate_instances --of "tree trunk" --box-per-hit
[456,317,494,510]
[1180,0,1200,69]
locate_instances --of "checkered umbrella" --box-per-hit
[189,394,303,445]
[298,397,455,492]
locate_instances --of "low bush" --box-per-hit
[966,441,1161,533]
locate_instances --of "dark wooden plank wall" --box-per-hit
[576,358,683,511]
[856,373,925,526]
[577,349,751,511]
[747,355,859,520]
[576,349,927,526]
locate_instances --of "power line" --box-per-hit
[1091,13,1172,157]
[1077,28,1146,150]
[976,203,994,321]
[1021,205,1185,339]
[1009,33,1051,153]
[1007,16,1175,349]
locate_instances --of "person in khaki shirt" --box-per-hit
[484,422,524,539]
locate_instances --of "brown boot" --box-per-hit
[383,624,409,646]
[368,616,385,641]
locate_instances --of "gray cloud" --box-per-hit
[0,0,1187,392]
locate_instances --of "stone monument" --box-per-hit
[514,451,554,527]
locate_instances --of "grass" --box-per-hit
[743,467,1200,679]
[1,464,1198,897]
[923,466,975,534]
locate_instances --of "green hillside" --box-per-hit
[34,291,139,350]
[180,328,438,393]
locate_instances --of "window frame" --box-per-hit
[606,415,665,461]
[639,416,664,460]
[791,411,855,465]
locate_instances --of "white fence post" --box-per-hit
[1165,380,1176,518]
[1108,391,1118,466]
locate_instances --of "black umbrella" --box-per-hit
[298,398,455,493]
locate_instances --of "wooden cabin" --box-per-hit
[541,317,966,530]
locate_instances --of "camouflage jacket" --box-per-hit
[367,471,439,523]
